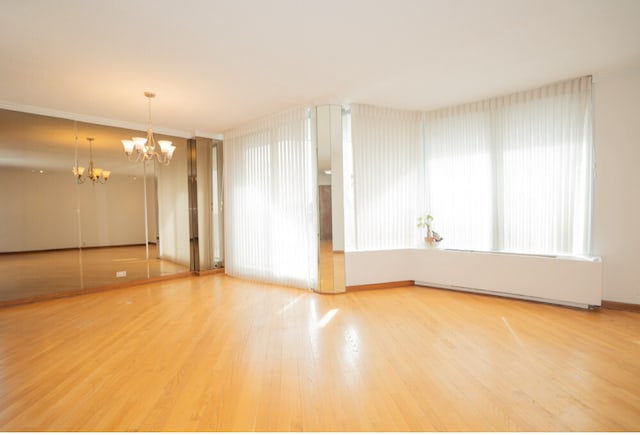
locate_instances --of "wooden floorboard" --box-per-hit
[0,274,639,431]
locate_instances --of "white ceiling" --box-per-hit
[1,0,640,138]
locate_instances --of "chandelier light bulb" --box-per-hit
[72,137,110,185]
[122,92,174,165]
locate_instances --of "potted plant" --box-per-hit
[417,213,443,247]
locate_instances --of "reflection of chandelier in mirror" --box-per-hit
[72,137,111,184]
[121,91,175,165]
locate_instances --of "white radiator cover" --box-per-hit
[346,248,602,308]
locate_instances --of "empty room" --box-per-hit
[1,0,639,431]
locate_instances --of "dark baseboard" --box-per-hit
[601,300,640,313]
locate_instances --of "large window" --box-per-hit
[349,76,594,256]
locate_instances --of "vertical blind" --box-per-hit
[424,103,494,251]
[350,105,424,250]
[351,76,594,256]
[496,77,593,255]
[224,107,317,289]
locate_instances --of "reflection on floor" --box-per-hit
[0,245,189,303]
[319,239,345,293]
[319,239,334,291]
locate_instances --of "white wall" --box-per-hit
[0,167,153,252]
[346,249,602,308]
[592,62,640,304]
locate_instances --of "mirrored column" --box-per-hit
[316,105,345,294]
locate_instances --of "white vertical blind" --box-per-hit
[342,108,356,251]
[348,76,593,256]
[350,105,424,250]
[496,77,593,255]
[425,76,593,255]
[424,103,494,251]
[224,107,317,289]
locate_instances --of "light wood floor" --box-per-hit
[1,274,639,431]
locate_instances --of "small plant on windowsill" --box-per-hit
[417,213,443,248]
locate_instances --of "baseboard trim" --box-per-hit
[416,281,595,310]
[602,300,640,313]
[0,271,194,309]
[347,280,415,292]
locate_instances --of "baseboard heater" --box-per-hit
[345,248,603,309]
[414,281,595,310]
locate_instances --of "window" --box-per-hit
[349,76,594,256]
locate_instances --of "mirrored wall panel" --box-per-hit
[0,108,190,304]
[316,105,345,293]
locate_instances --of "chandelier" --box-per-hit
[121,91,175,165]
[72,137,111,184]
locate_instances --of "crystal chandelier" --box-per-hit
[121,92,175,165]
[72,137,110,184]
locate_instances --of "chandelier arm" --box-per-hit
[122,91,173,165]
[147,129,156,153]
[155,152,171,165]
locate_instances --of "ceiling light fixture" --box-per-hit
[72,137,110,184]
[122,91,175,165]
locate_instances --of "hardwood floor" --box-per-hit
[1,274,639,431]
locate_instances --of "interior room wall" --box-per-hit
[78,171,156,248]
[592,61,640,305]
[0,168,78,251]
[0,167,153,252]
